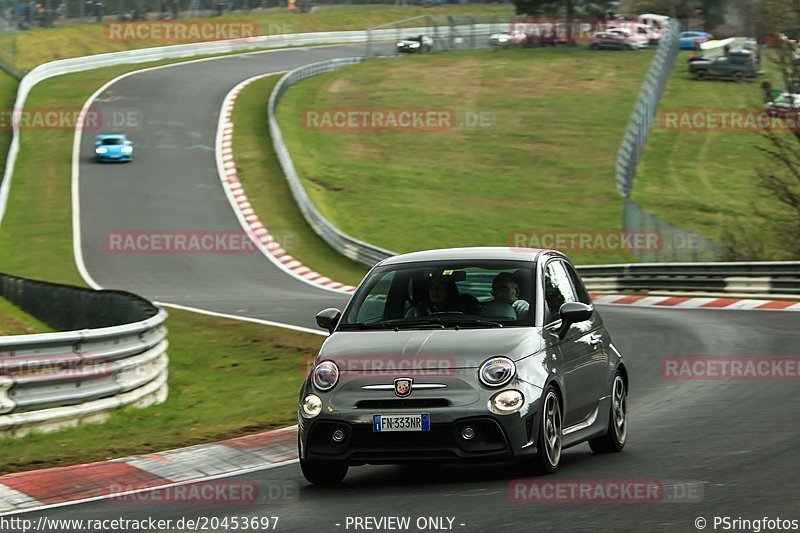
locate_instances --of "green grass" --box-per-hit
[0,60,326,473]
[232,75,367,286]
[0,297,54,335]
[633,51,788,256]
[1,5,512,72]
[276,47,655,265]
[0,62,194,284]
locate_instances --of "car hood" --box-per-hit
[317,328,544,371]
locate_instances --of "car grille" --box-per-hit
[355,399,450,409]
[306,418,510,461]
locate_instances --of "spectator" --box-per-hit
[84,0,92,21]
[761,81,773,104]
[55,2,65,21]
[480,272,530,320]
[94,0,103,23]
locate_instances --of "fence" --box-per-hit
[365,14,506,56]
[615,18,680,198]
[0,273,168,437]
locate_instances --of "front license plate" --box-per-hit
[373,413,430,432]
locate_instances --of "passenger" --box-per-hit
[480,272,530,320]
[406,274,460,318]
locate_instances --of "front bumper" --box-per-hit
[96,154,131,162]
[299,379,544,465]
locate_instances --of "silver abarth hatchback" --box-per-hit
[298,247,628,484]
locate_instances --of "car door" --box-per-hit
[544,260,607,427]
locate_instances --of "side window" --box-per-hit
[564,263,592,305]
[544,261,577,324]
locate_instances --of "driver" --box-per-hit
[406,274,460,318]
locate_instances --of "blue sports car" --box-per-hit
[679,31,713,50]
[95,134,133,162]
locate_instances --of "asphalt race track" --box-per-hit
[15,307,800,531]
[27,44,800,531]
[78,45,367,329]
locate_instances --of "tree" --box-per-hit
[722,2,800,260]
[512,0,560,16]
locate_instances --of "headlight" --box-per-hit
[490,390,525,414]
[95,147,108,154]
[121,146,133,154]
[313,361,339,391]
[478,356,516,387]
[409,42,420,48]
[301,394,322,418]
[396,42,404,46]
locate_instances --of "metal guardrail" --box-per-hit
[615,19,680,198]
[577,262,800,296]
[0,273,168,437]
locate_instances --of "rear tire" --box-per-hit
[733,71,745,83]
[694,69,708,81]
[300,458,348,485]
[589,373,627,453]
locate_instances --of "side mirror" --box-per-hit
[555,302,593,339]
[315,308,341,334]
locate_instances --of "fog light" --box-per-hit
[489,389,525,414]
[461,426,475,440]
[332,429,345,442]
[301,394,322,418]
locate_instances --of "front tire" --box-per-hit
[589,373,627,453]
[520,385,562,475]
[694,69,709,81]
[300,458,348,485]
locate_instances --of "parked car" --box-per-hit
[679,31,713,50]
[607,27,649,49]
[396,35,433,53]
[765,92,800,117]
[608,21,660,45]
[589,31,638,50]
[689,50,761,82]
[94,134,133,163]
[488,31,527,47]
[298,247,629,485]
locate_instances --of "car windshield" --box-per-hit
[100,138,125,145]
[340,260,536,329]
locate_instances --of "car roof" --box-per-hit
[379,246,556,266]
[96,134,128,140]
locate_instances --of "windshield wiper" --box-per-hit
[376,318,447,329]
[338,322,393,330]
[435,318,505,328]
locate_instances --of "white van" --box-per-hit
[637,13,669,38]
